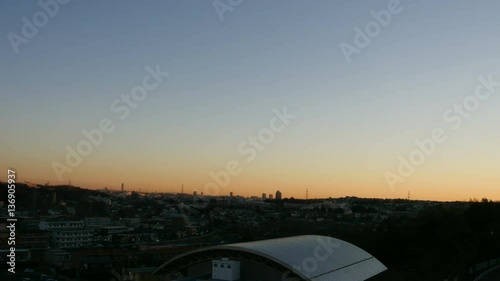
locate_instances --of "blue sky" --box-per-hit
[1,0,500,200]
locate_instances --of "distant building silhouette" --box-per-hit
[276,190,282,201]
[262,193,266,200]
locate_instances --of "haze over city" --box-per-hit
[2,0,500,201]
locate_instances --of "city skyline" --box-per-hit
[1,178,494,203]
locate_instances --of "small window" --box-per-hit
[221,265,225,268]
[213,264,218,267]
[228,265,231,268]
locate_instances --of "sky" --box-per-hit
[1,0,500,201]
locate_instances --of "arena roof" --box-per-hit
[154,235,387,280]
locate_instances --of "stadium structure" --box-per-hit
[154,235,387,281]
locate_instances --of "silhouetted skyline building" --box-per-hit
[276,190,282,201]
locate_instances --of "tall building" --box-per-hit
[269,194,273,199]
[276,190,282,201]
[121,183,124,192]
[262,193,266,200]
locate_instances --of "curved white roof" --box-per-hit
[154,235,387,281]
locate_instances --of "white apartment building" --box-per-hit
[49,229,93,248]
[39,220,93,248]
[39,220,84,231]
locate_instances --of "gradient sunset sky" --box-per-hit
[1,1,500,201]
